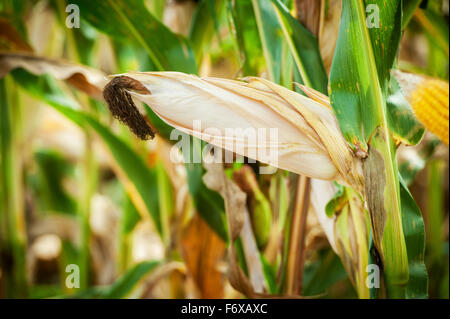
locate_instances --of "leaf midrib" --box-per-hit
[107,0,165,71]
[355,0,405,275]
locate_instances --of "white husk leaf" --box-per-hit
[114,72,363,190]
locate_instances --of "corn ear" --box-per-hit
[410,79,449,145]
[103,72,364,191]
[233,165,272,249]
[310,179,370,299]
[394,71,449,145]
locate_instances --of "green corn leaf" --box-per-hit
[146,0,166,21]
[329,0,414,298]
[189,0,226,64]
[122,195,141,235]
[251,0,284,83]
[260,254,278,294]
[32,150,77,215]
[29,285,64,299]
[365,0,402,92]
[419,7,449,58]
[227,0,265,76]
[402,0,421,29]
[303,248,349,297]
[399,176,428,299]
[59,287,104,299]
[118,193,141,273]
[270,0,328,93]
[59,240,81,296]
[153,159,174,245]
[329,0,403,150]
[101,260,160,298]
[73,0,197,73]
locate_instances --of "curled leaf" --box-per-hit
[0,18,33,52]
[179,214,226,298]
[0,52,107,99]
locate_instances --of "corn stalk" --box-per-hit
[0,77,27,298]
[329,0,410,297]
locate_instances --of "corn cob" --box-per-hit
[103,72,365,192]
[410,79,449,145]
[394,70,449,145]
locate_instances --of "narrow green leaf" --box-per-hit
[227,0,265,76]
[33,150,77,215]
[122,195,141,235]
[101,260,160,298]
[400,176,428,299]
[251,0,284,83]
[419,8,449,58]
[365,0,402,91]
[402,0,421,29]
[146,0,166,21]
[303,248,349,296]
[271,0,328,93]
[156,160,173,244]
[260,254,278,294]
[189,0,225,64]
[73,0,197,73]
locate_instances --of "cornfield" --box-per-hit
[0,0,448,300]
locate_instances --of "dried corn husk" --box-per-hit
[310,179,370,298]
[103,72,364,191]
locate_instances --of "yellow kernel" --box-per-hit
[411,79,449,145]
